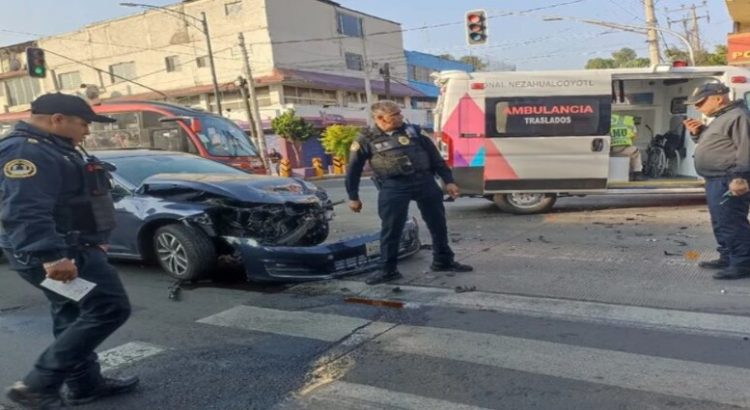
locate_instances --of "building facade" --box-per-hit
[404,50,474,111]
[726,0,750,65]
[0,0,428,126]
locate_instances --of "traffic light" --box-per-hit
[465,10,488,45]
[26,47,46,78]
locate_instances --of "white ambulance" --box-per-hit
[433,64,750,214]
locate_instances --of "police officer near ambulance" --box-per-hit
[346,101,472,285]
[683,83,750,279]
[2,93,137,408]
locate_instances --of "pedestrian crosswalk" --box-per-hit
[89,281,750,409]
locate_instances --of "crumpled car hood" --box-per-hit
[138,173,322,204]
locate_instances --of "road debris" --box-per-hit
[454,285,476,293]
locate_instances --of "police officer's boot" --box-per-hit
[6,381,61,409]
[698,258,730,269]
[63,376,139,406]
[365,270,402,285]
[431,261,473,272]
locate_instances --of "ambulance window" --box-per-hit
[487,96,611,138]
[670,97,688,115]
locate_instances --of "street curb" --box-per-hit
[305,174,347,181]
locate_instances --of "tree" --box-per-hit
[320,124,361,161]
[585,47,649,69]
[664,45,727,66]
[270,110,316,166]
[459,55,488,71]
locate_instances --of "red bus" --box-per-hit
[0,100,266,174]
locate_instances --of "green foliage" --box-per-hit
[665,45,727,66]
[585,47,649,69]
[270,110,316,165]
[459,55,488,71]
[320,124,360,161]
[587,45,728,69]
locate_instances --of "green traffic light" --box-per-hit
[34,67,45,75]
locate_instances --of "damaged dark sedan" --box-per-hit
[99,150,420,282]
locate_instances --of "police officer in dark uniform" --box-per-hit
[684,83,750,279]
[2,93,137,408]
[346,101,472,285]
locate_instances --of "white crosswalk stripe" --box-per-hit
[276,381,493,410]
[196,300,750,409]
[291,280,750,338]
[98,341,165,372]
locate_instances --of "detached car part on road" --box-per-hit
[100,150,419,281]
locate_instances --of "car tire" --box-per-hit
[493,193,557,214]
[153,224,216,281]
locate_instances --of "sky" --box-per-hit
[0,0,732,70]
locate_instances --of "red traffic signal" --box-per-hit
[466,10,487,45]
[26,47,46,78]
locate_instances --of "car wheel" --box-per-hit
[153,224,216,281]
[493,193,557,214]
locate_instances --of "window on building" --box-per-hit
[344,91,362,105]
[165,56,180,72]
[408,65,435,83]
[57,71,82,90]
[377,95,405,106]
[283,86,337,105]
[196,56,209,68]
[345,52,364,71]
[336,12,362,37]
[4,77,41,106]
[109,62,136,84]
[225,1,242,16]
[255,86,271,107]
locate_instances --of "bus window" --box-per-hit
[87,112,144,149]
[142,111,196,154]
[487,96,611,138]
[196,116,258,157]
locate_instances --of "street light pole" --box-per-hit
[120,3,223,115]
[543,15,696,66]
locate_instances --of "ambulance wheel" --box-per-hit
[493,193,556,214]
[153,224,216,281]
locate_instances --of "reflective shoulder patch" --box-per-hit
[350,141,360,151]
[26,138,38,144]
[4,159,37,179]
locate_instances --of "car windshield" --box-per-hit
[196,116,258,157]
[109,154,246,186]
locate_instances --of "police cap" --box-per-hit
[31,93,116,123]
[686,83,730,105]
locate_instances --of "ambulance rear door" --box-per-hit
[482,71,612,193]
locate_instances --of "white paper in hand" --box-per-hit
[40,277,97,302]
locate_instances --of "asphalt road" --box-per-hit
[3,179,750,409]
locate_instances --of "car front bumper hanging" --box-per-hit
[223,218,420,282]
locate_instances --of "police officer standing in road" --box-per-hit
[684,83,750,279]
[346,101,472,285]
[2,93,137,408]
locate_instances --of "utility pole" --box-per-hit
[644,0,662,65]
[238,32,270,174]
[666,1,709,54]
[380,63,391,100]
[201,12,223,116]
[360,21,374,126]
